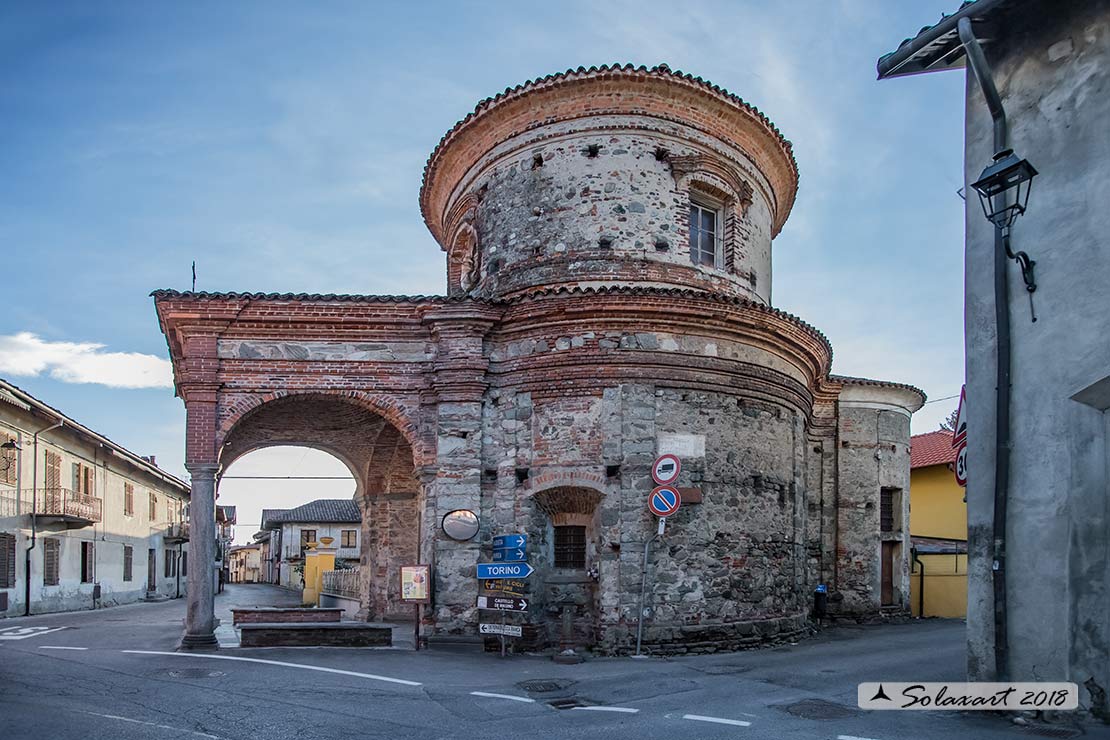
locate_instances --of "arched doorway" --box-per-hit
[218,394,422,623]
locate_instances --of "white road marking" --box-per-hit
[81,711,220,739]
[121,650,422,686]
[683,714,753,727]
[572,706,640,713]
[470,691,535,703]
[39,646,88,651]
[0,626,68,640]
[838,735,882,740]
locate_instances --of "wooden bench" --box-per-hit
[238,622,393,648]
[231,607,342,626]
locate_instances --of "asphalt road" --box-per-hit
[1,585,1103,740]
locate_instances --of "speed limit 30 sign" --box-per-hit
[954,441,968,487]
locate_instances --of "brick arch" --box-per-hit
[532,484,605,516]
[216,390,429,467]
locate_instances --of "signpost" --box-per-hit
[477,562,534,579]
[477,595,528,612]
[480,534,532,657]
[480,623,523,638]
[652,453,681,485]
[952,385,968,488]
[399,564,431,651]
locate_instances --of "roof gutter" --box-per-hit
[876,0,1009,79]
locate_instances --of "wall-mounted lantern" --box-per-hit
[970,149,1038,229]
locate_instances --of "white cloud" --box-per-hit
[0,332,173,389]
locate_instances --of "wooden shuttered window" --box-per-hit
[71,462,95,495]
[341,530,357,548]
[123,545,133,582]
[80,541,95,583]
[43,538,60,586]
[44,450,61,489]
[149,492,157,521]
[124,483,134,517]
[164,549,177,578]
[0,532,15,588]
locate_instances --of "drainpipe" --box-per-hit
[25,420,63,616]
[912,548,926,617]
[958,16,1011,682]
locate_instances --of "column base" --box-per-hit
[178,632,219,651]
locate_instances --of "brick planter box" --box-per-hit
[231,607,342,626]
[239,622,393,648]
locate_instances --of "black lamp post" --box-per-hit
[1,439,20,474]
[970,149,1038,229]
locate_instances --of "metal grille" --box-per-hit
[880,488,895,531]
[553,526,586,569]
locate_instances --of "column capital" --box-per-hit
[185,462,221,478]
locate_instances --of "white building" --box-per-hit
[258,500,360,589]
[0,379,191,616]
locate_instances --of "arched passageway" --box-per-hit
[218,394,422,622]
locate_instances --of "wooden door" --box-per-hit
[147,548,157,591]
[881,542,895,605]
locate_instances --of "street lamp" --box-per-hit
[1,439,20,474]
[970,149,1038,229]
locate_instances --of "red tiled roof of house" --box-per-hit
[911,429,958,469]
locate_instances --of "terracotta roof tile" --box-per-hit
[911,429,958,469]
[268,499,361,524]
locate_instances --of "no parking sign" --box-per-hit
[648,485,682,517]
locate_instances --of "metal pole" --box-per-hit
[635,521,662,656]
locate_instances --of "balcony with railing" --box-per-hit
[31,488,102,527]
[163,521,190,543]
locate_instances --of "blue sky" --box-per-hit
[0,1,968,538]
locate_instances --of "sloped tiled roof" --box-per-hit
[269,499,361,524]
[911,430,958,469]
[877,0,1016,79]
[260,508,289,529]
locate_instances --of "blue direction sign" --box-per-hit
[492,533,527,550]
[492,547,526,562]
[477,562,534,580]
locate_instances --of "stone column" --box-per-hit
[181,462,219,650]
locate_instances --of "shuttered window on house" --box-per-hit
[181,552,187,577]
[164,549,172,578]
[43,538,60,585]
[123,545,133,582]
[149,492,157,521]
[124,483,134,516]
[71,463,95,495]
[44,450,61,489]
[553,525,587,569]
[0,532,16,588]
[80,541,95,583]
[341,530,357,548]
[1,436,16,485]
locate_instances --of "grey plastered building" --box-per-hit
[879,0,1110,717]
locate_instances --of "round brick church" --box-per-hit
[156,64,923,653]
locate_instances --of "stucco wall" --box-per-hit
[963,0,1110,712]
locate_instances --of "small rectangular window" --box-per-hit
[688,199,721,268]
[164,548,175,578]
[123,545,133,582]
[300,529,316,557]
[43,538,60,586]
[880,487,901,532]
[124,483,134,517]
[553,525,587,569]
[341,530,357,548]
[149,492,157,521]
[80,541,95,583]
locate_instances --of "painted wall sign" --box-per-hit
[399,564,431,603]
[657,433,705,458]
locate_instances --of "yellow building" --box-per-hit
[909,430,967,618]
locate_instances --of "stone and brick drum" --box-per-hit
[156,64,924,655]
